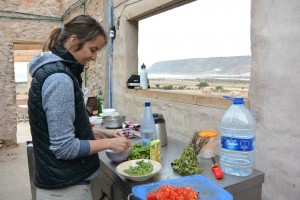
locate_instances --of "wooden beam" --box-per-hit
[14,43,43,50]
[14,55,37,62]
[14,50,42,62]
[14,50,41,56]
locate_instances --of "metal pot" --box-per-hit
[102,115,126,129]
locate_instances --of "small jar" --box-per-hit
[198,130,218,159]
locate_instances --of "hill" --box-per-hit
[147,56,251,79]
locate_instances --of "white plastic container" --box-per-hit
[198,130,218,159]
[140,63,148,89]
[220,96,256,176]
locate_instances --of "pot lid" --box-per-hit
[198,130,217,138]
[153,113,165,123]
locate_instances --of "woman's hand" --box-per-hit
[89,136,131,154]
[93,127,123,139]
[107,129,123,138]
[108,137,132,152]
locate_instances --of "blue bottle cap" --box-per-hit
[145,102,151,107]
[233,97,244,104]
[223,96,244,104]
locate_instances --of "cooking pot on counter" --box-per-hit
[153,113,168,146]
[102,115,126,129]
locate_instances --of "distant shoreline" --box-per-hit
[148,74,250,81]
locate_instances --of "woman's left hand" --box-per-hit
[93,127,123,139]
[108,129,123,138]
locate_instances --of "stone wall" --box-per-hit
[81,0,107,98]
[0,0,62,146]
[0,0,106,146]
[56,1,107,98]
[0,42,17,147]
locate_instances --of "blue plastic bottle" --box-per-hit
[141,102,156,146]
[220,96,256,176]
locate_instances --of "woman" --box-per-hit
[28,15,131,199]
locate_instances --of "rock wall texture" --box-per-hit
[0,1,63,146]
[0,42,17,147]
[0,0,105,147]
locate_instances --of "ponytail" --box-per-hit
[43,27,62,51]
[42,15,107,52]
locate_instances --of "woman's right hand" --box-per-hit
[89,136,131,155]
[108,137,131,152]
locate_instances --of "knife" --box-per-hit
[211,157,223,179]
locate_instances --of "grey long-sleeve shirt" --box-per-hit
[42,73,90,159]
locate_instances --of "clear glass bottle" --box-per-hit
[220,96,256,176]
[141,102,156,146]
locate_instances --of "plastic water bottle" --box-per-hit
[141,102,156,146]
[140,63,148,89]
[220,96,256,176]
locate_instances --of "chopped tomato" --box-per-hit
[147,193,156,200]
[146,185,198,200]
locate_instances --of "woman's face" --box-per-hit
[67,35,106,65]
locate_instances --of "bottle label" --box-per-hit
[150,140,161,163]
[221,136,255,151]
[97,99,102,114]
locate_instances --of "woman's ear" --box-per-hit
[69,35,78,46]
[65,35,78,51]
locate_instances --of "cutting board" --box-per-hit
[132,174,233,200]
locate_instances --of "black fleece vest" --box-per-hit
[28,61,100,189]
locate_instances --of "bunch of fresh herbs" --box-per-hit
[172,131,210,176]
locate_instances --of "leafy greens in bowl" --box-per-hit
[116,159,162,181]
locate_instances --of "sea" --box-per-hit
[148,73,250,81]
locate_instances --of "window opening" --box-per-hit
[138,0,251,98]
[13,43,42,126]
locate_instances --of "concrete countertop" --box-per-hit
[97,137,264,199]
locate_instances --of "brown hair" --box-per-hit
[43,15,107,51]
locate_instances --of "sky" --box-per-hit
[15,62,28,82]
[15,0,250,82]
[138,0,251,68]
